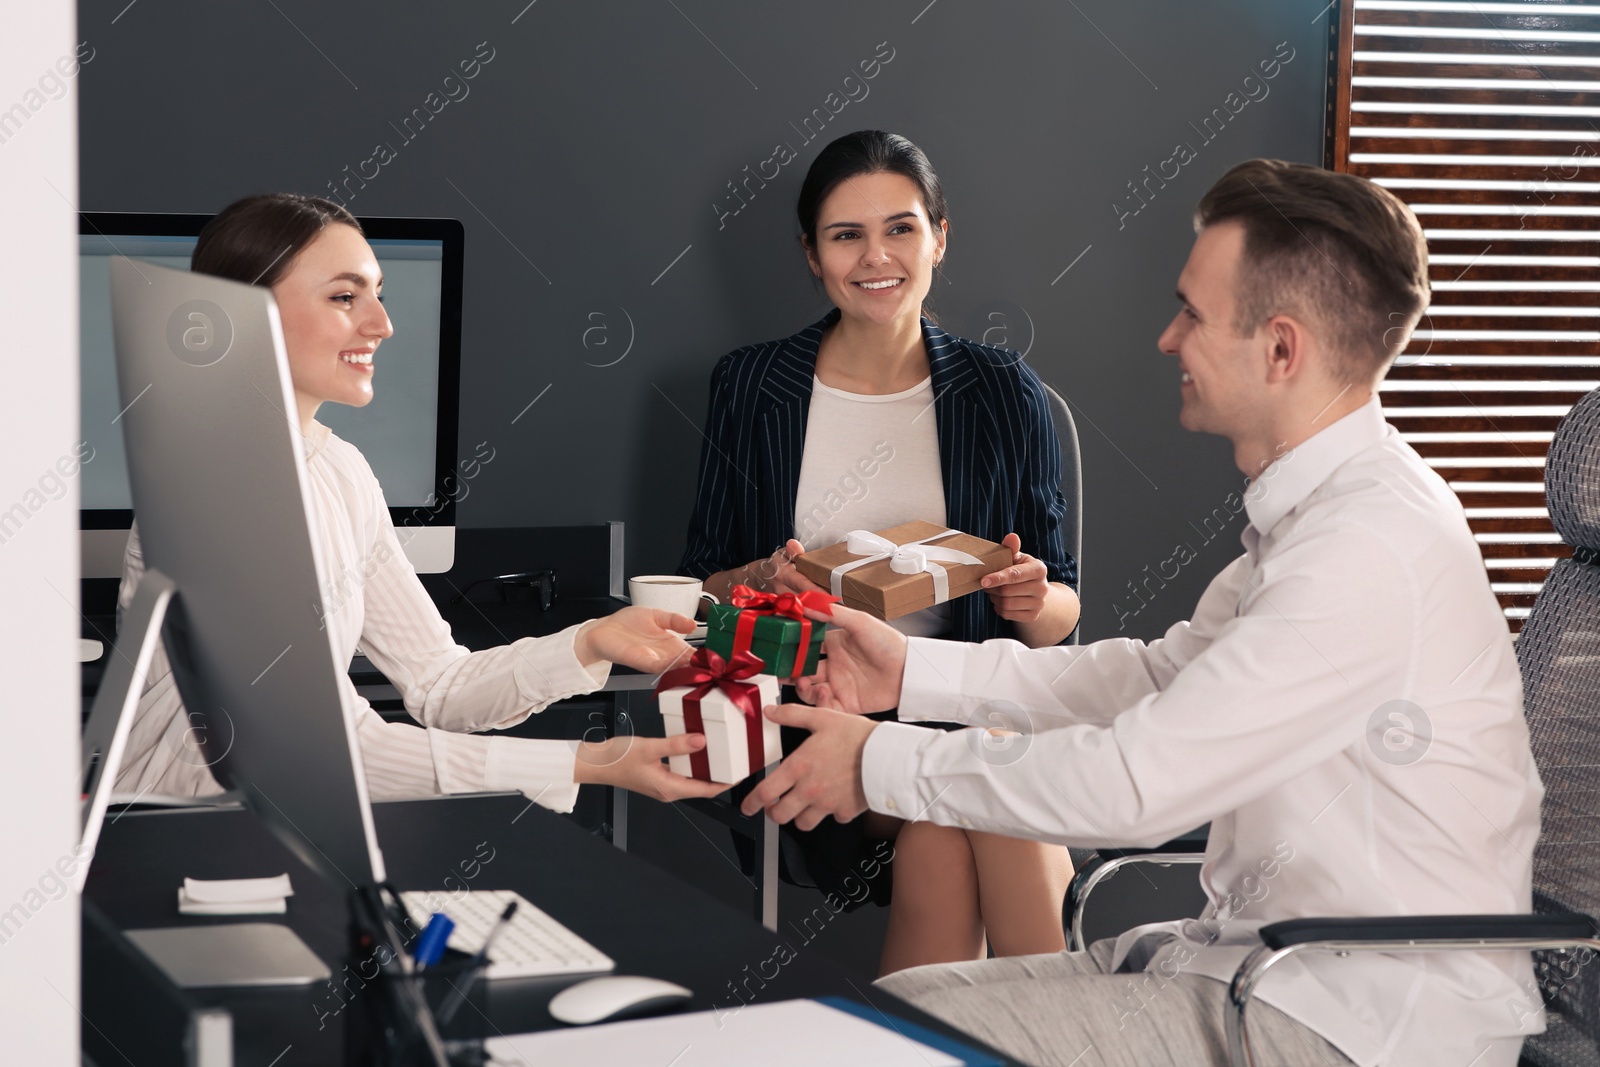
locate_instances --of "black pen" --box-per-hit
[435,901,517,1026]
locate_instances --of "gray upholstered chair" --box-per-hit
[1047,378,1211,936]
[1226,386,1600,1066]
[1041,383,1109,889]
[1040,383,1083,644]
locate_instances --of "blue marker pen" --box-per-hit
[413,913,455,969]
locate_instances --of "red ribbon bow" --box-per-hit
[727,585,838,679]
[654,647,769,782]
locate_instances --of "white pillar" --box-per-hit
[0,2,83,1063]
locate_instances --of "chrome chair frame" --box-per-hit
[1067,851,1207,953]
[1226,921,1600,1066]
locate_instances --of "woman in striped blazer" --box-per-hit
[680,131,1081,975]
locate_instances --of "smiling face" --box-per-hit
[1158,221,1269,441]
[804,170,947,328]
[270,223,393,427]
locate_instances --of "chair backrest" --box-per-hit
[1040,383,1083,644]
[1514,386,1600,1065]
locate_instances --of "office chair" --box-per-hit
[1040,383,1083,644]
[1224,386,1600,1066]
[1066,390,1600,1063]
[1039,383,1122,888]
[1047,379,1210,931]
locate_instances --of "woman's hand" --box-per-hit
[573,608,695,673]
[706,539,828,602]
[764,539,829,595]
[573,734,731,802]
[793,603,907,715]
[981,533,1052,623]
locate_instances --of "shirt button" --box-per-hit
[959,818,973,828]
[884,799,897,812]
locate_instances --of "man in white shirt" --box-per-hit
[741,159,1543,1067]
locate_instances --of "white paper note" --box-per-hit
[182,874,294,903]
[178,874,294,915]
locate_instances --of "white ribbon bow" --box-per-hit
[830,529,985,605]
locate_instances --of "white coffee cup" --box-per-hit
[628,575,719,617]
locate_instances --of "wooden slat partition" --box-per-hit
[1338,0,1600,630]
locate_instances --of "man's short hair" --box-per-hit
[1195,159,1430,384]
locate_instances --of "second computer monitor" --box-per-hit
[78,212,462,578]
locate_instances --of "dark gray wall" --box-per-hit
[79,0,1328,644]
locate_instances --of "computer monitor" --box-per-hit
[77,212,462,578]
[84,259,461,1058]
[86,254,386,888]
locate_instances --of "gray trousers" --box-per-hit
[875,939,1355,1067]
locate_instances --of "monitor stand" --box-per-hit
[79,566,178,885]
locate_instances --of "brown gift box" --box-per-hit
[792,520,1012,621]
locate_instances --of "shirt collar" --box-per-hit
[1244,395,1388,536]
[302,419,331,460]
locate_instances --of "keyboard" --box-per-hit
[399,889,615,979]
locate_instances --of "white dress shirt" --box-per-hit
[794,374,951,638]
[115,420,611,812]
[863,398,1542,1067]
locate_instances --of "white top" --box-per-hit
[114,421,611,813]
[794,375,950,639]
[863,399,1542,1067]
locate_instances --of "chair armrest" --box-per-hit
[1228,912,1600,1067]
[1260,912,1599,949]
[1095,837,1208,861]
[1095,825,1209,861]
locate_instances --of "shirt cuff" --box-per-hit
[897,637,975,723]
[483,737,581,814]
[509,623,611,704]
[861,720,935,819]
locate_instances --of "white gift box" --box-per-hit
[659,672,782,785]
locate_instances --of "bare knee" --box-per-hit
[969,832,1075,885]
[966,832,1075,957]
[893,822,978,909]
[881,822,987,976]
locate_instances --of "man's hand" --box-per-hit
[739,704,877,830]
[574,734,731,802]
[574,607,694,673]
[981,533,1051,623]
[793,603,907,715]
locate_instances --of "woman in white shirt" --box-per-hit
[116,193,726,812]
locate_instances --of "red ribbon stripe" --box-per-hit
[655,646,770,782]
[726,585,838,679]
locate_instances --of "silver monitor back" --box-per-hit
[105,255,385,887]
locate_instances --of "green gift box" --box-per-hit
[704,602,827,679]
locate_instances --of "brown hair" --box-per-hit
[1195,159,1429,383]
[191,193,362,288]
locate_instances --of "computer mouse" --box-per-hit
[546,974,694,1025]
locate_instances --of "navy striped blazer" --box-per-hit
[679,309,1077,644]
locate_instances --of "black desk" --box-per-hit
[84,794,1014,1066]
